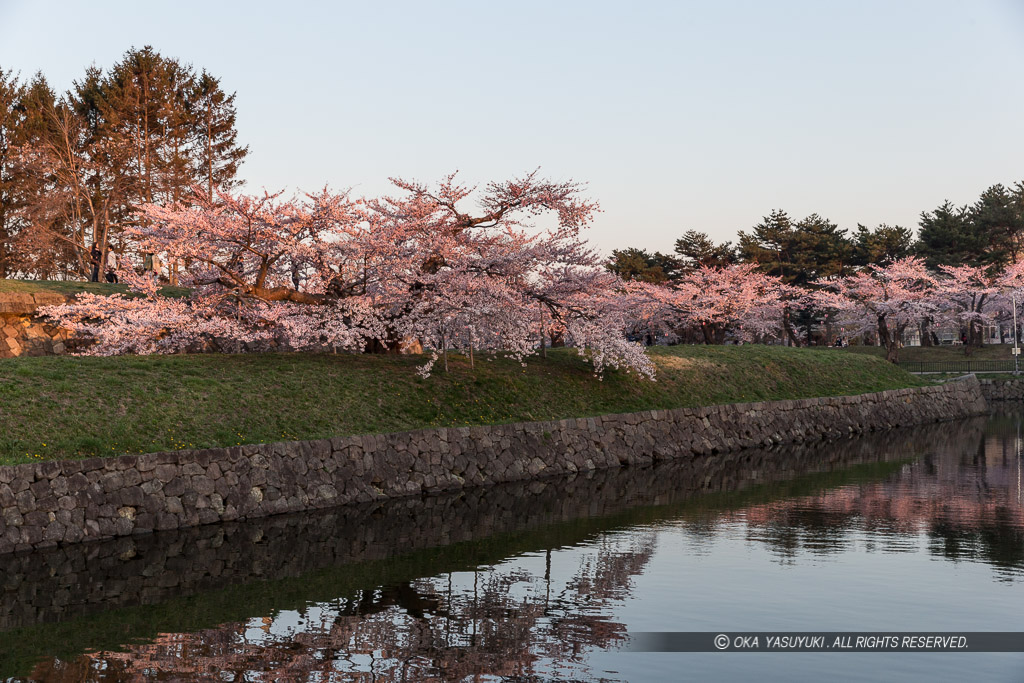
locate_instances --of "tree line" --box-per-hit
[606,182,1024,285]
[623,255,1024,363]
[37,171,1024,374]
[605,184,1024,351]
[0,46,247,280]
[10,47,1022,374]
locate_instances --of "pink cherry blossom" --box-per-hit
[818,257,937,362]
[42,173,654,380]
[629,263,791,344]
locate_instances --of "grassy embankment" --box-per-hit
[0,345,926,466]
[0,278,189,298]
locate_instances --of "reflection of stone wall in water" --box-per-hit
[0,293,73,358]
[979,379,1024,401]
[0,418,986,634]
[0,378,989,555]
[9,418,1005,682]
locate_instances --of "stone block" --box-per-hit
[154,464,178,483]
[163,477,186,498]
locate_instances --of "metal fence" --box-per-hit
[896,360,1018,374]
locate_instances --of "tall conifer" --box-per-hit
[192,70,248,200]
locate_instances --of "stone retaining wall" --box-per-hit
[0,377,988,555]
[978,378,1024,401]
[0,292,72,358]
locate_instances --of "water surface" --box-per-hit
[2,413,1023,682]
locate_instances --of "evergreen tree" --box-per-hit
[970,183,1023,267]
[738,210,852,345]
[790,213,851,283]
[673,229,736,270]
[157,60,197,207]
[191,70,248,200]
[738,210,852,286]
[915,200,983,269]
[0,67,26,277]
[96,46,195,211]
[737,209,796,282]
[852,223,913,266]
[605,247,680,283]
[7,46,248,278]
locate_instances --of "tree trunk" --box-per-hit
[782,308,802,347]
[700,322,714,345]
[538,304,546,358]
[364,329,422,354]
[549,327,565,348]
[878,315,900,363]
[919,318,933,347]
[207,104,214,201]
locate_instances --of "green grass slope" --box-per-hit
[0,278,189,298]
[0,345,926,465]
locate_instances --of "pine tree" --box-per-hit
[915,200,982,269]
[737,209,796,282]
[605,247,680,283]
[673,230,735,270]
[157,61,196,207]
[790,213,851,283]
[97,47,179,211]
[970,183,1022,267]
[852,223,912,266]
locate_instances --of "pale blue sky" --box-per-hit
[2,0,1022,254]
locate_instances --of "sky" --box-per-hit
[2,0,1023,255]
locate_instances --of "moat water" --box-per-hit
[1,411,1022,682]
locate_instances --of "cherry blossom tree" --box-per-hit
[42,171,655,379]
[981,260,1024,348]
[365,172,654,378]
[42,188,387,354]
[931,264,1002,353]
[819,257,937,363]
[630,263,790,344]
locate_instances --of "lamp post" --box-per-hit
[1014,292,1020,376]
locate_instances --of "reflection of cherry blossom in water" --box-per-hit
[41,532,658,681]
[727,436,1024,574]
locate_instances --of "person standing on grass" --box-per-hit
[89,243,102,282]
[105,251,118,283]
[152,252,163,281]
[142,251,163,280]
